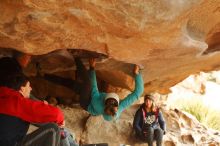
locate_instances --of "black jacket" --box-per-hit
[133,105,166,136]
[0,114,29,146]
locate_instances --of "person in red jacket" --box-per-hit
[0,62,64,146]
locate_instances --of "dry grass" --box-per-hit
[175,97,220,130]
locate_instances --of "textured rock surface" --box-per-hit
[49,104,220,146]
[1,0,220,94]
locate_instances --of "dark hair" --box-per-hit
[0,57,22,76]
[0,57,28,90]
[105,98,118,107]
[0,73,29,91]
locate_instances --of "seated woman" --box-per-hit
[133,94,166,146]
[44,58,144,121]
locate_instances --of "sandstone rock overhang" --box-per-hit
[1,0,220,94]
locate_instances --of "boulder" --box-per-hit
[1,0,220,94]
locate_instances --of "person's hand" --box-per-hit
[60,120,65,128]
[133,65,140,75]
[89,58,96,68]
[43,100,48,105]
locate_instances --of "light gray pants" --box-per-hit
[17,123,60,146]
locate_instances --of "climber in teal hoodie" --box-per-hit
[82,58,144,121]
[44,58,144,121]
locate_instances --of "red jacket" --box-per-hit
[0,87,64,126]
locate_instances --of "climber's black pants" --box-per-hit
[75,58,92,111]
[44,58,91,111]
